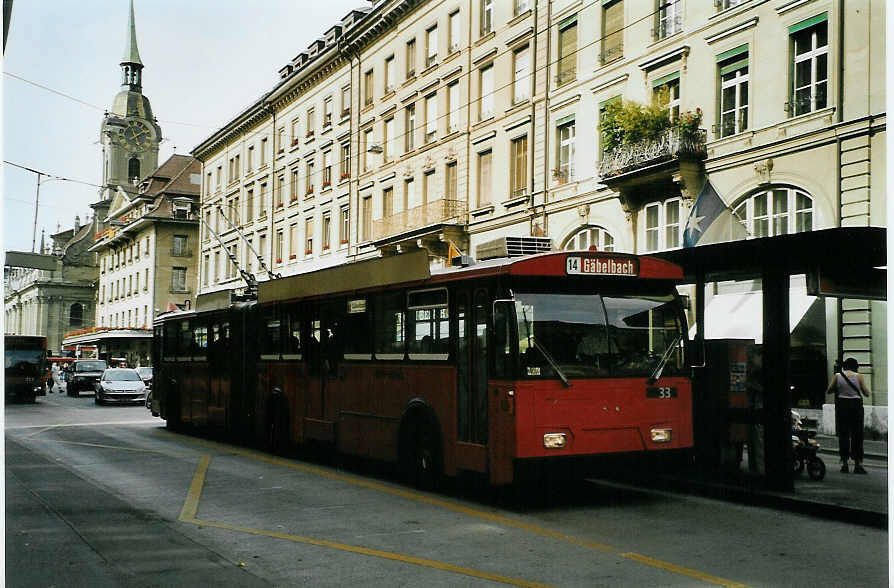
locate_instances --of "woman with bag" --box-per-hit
[825,357,870,474]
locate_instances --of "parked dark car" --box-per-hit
[94,368,148,405]
[67,360,108,396]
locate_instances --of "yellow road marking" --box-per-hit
[179,454,210,522]
[184,437,747,586]
[622,552,749,588]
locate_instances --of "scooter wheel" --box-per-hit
[807,457,826,481]
[793,458,805,474]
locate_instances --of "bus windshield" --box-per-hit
[515,292,685,380]
[5,350,45,375]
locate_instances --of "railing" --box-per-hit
[598,128,707,179]
[372,198,466,241]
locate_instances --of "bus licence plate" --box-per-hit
[646,387,677,399]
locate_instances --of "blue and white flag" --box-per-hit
[682,180,747,247]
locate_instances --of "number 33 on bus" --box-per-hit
[152,247,693,488]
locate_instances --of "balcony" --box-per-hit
[598,127,706,182]
[372,198,466,242]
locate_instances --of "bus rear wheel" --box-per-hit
[401,417,441,491]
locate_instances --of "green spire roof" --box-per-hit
[121,0,142,66]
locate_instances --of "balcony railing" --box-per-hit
[598,128,707,179]
[372,198,466,241]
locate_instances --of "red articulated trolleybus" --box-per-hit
[152,239,693,487]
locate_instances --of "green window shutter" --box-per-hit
[602,0,620,6]
[558,15,577,30]
[556,114,575,127]
[716,44,748,63]
[719,58,749,76]
[788,12,827,35]
[651,71,680,88]
[599,96,621,110]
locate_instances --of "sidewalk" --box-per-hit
[634,436,888,529]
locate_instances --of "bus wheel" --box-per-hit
[401,417,441,491]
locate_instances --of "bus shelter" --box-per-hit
[656,227,886,491]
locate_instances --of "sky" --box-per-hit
[2,0,364,254]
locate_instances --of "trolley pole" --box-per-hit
[31,171,44,253]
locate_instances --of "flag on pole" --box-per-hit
[682,180,748,247]
[447,240,463,260]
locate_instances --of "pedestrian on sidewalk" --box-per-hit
[826,357,870,474]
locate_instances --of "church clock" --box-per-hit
[122,119,153,151]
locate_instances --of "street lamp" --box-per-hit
[31,173,64,253]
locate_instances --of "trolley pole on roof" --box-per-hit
[201,216,259,298]
[216,205,281,280]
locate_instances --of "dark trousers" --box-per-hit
[837,398,864,462]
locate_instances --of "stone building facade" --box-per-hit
[192,0,885,403]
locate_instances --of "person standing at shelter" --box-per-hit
[826,357,870,474]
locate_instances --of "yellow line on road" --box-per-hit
[622,552,749,588]
[179,454,210,522]
[186,437,748,587]
[189,517,553,588]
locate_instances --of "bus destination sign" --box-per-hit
[565,256,638,276]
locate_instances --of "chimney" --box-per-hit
[74,215,81,232]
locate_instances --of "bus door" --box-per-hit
[304,302,338,442]
[455,288,489,471]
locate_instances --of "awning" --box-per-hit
[690,291,816,344]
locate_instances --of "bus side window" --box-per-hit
[343,298,372,359]
[285,307,302,358]
[407,288,449,359]
[178,320,191,357]
[262,314,282,359]
[374,292,405,359]
[493,301,514,379]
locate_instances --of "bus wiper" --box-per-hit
[648,334,681,384]
[522,307,571,388]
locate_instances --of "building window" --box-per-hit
[275,229,284,263]
[718,48,749,137]
[477,150,492,207]
[246,146,253,172]
[405,103,416,151]
[447,83,459,132]
[306,108,315,136]
[383,186,394,218]
[322,211,332,250]
[563,225,615,252]
[404,177,415,211]
[556,119,575,182]
[172,267,187,292]
[362,129,372,172]
[128,157,140,182]
[384,117,395,162]
[291,168,299,201]
[446,161,457,202]
[144,268,149,290]
[203,254,209,285]
[277,127,285,154]
[260,138,268,166]
[513,45,530,104]
[259,183,267,216]
[305,160,314,195]
[276,175,285,207]
[364,69,374,107]
[480,0,493,36]
[361,196,372,241]
[653,75,680,121]
[644,199,681,252]
[479,65,494,120]
[510,135,527,198]
[733,187,813,238]
[69,303,84,328]
[342,86,351,117]
[288,223,297,259]
[172,235,188,256]
[790,15,828,116]
[656,0,682,40]
[717,0,745,11]
[304,217,314,256]
[601,0,623,64]
[245,189,254,222]
[424,93,437,143]
[323,97,332,127]
[426,25,438,68]
[422,170,435,205]
[514,0,529,16]
[449,10,460,53]
[406,39,416,78]
[340,143,351,180]
[340,206,350,245]
[557,20,577,86]
[385,55,395,93]
[322,151,332,187]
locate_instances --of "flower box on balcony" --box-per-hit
[322,180,331,188]
[341,108,350,118]
[290,195,298,202]
[291,138,300,147]
[289,254,297,260]
[305,249,313,255]
[306,130,315,138]
[275,258,282,264]
[305,188,314,195]
[276,202,284,208]
[340,172,350,180]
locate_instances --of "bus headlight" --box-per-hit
[543,433,567,449]
[650,428,672,443]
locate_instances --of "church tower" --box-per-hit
[98,0,162,202]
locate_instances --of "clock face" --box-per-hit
[122,120,153,151]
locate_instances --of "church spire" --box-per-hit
[120,0,143,90]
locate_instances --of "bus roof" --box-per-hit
[257,249,682,306]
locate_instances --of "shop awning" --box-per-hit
[690,291,816,344]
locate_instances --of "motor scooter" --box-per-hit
[792,410,826,480]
